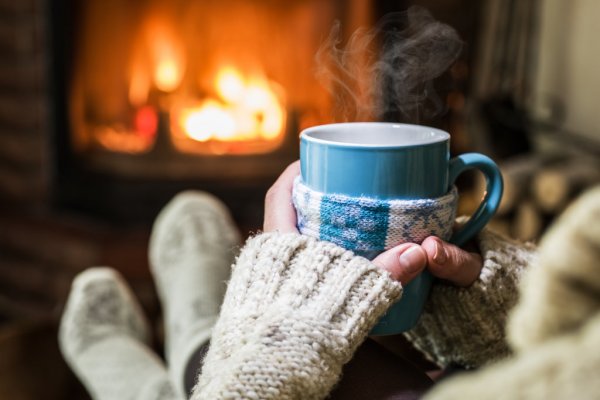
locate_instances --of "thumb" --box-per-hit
[372,243,427,286]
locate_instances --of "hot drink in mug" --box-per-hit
[293,122,503,334]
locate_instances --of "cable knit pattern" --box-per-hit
[423,186,600,400]
[403,228,537,368]
[424,313,600,400]
[191,232,403,400]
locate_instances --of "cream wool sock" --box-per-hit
[149,191,241,397]
[59,267,179,400]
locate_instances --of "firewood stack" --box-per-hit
[463,153,600,242]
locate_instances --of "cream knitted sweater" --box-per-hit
[192,187,600,400]
[193,234,403,399]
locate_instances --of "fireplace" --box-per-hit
[67,0,340,165]
[51,0,374,224]
[47,0,482,225]
[0,0,481,323]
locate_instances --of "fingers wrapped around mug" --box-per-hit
[420,236,483,287]
[263,161,300,234]
[370,238,484,288]
[372,243,428,285]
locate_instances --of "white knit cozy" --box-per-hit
[292,177,458,258]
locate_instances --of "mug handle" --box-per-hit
[448,153,504,247]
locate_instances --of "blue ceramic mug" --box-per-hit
[298,122,503,335]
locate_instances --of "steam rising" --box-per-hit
[316,7,462,123]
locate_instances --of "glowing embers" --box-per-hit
[171,68,285,155]
[91,106,158,154]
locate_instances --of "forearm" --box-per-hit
[404,228,537,368]
[192,232,403,399]
[424,313,600,400]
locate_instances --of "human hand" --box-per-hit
[264,161,483,287]
[263,160,300,234]
[373,236,483,287]
[197,229,403,399]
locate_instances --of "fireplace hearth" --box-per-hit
[0,0,379,320]
[52,0,358,224]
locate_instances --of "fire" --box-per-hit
[180,100,236,142]
[243,79,285,140]
[216,68,245,103]
[155,58,181,93]
[148,19,184,93]
[125,19,286,155]
[173,67,285,152]
[128,62,151,107]
[73,0,340,159]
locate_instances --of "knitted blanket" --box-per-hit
[292,177,459,258]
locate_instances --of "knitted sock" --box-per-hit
[59,267,178,400]
[149,191,241,397]
[293,177,458,258]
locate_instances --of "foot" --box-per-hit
[149,191,241,396]
[59,267,178,400]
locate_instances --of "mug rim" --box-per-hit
[300,122,449,149]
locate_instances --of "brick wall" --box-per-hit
[0,0,51,206]
[0,0,159,320]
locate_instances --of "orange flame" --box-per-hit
[174,67,285,148]
[179,100,236,142]
[148,19,185,93]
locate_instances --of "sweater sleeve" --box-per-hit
[403,228,537,368]
[423,313,600,400]
[424,187,600,399]
[191,232,403,400]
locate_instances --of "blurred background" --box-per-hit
[0,0,599,398]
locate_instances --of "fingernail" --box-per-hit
[399,246,423,273]
[433,239,447,264]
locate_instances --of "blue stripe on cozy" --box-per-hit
[295,185,312,233]
[319,193,390,252]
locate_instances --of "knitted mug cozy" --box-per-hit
[292,177,459,258]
